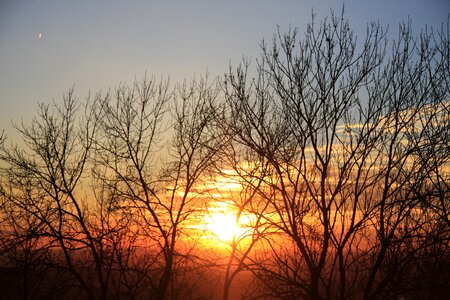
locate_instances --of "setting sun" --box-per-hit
[204,212,246,243]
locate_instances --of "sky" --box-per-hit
[0,0,448,135]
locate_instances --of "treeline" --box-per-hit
[1,11,449,300]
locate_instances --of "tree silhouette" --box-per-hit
[0,91,109,299]
[91,75,223,299]
[219,11,449,300]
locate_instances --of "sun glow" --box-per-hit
[204,212,246,243]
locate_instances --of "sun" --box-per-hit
[205,212,245,243]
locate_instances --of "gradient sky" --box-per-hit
[0,0,448,134]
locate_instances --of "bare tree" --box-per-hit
[92,75,223,299]
[221,10,449,300]
[0,91,115,300]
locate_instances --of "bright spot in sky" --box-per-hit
[38,33,42,39]
[205,213,245,243]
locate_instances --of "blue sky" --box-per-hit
[0,0,448,133]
